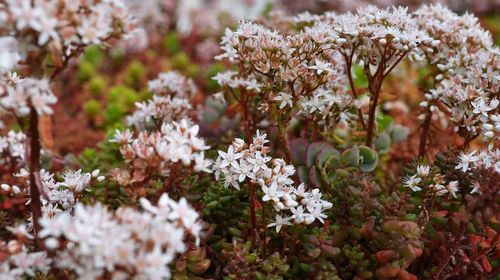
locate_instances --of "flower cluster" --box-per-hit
[0,0,132,62]
[455,149,500,174]
[0,130,26,167]
[127,72,197,129]
[147,71,197,98]
[111,119,211,186]
[215,20,350,119]
[38,193,200,279]
[322,6,434,68]
[0,240,51,279]
[415,5,498,142]
[5,168,103,221]
[213,131,332,232]
[404,149,499,198]
[403,165,461,198]
[424,47,499,141]
[0,77,56,116]
[415,4,492,67]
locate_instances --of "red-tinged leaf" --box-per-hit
[431,210,448,218]
[252,197,262,210]
[39,115,54,149]
[375,250,398,263]
[479,239,492,249]
[468,234,482,245]
[481,254,492,272]
[485,226,497,241]
[398,269,417,280]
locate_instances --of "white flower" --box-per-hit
[291,206,308,223]
[262,182,280,203]
[223,173,240,190]
[416,165,430,177]
[308,59,333,75]
[274,92,293,109]
[58,170,91,193]
[447,181,459,198]
[218,146,243,169]
[455,151,479,172]
[470,181,481,194]
[110,129,133,144]
[403,175,422,192]
[35,16,59,45]
[247,152,271,173]
[267,215,291,233]
[245,79,261,92]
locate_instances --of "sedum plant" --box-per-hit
[0,2,498,280]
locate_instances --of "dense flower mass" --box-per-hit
[127,72,197,129]
[0,0,132,55]
[0,2,499,280]
[38,193,200,279]
[111,119,212,186]
[0,130,26,167]
[213,131,332,232]
[0,77,56,116]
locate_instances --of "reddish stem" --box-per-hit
[419,107,433,158]
[249,186,258,247]
[28,106,43,249]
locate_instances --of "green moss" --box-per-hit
[164,32,181,54]
[83,99,101,118]
[104,104,125,126]
[206,63,228,90]
[172,52,191,70]
[82,45,105,67]
[108,85,139,109]
[89,77,107,97]
[77,61,95,82]
[125,61,146,88]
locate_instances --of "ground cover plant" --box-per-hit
[0,1,499,279]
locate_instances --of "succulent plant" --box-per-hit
[374,123,410,154]
[288,139,379,188]
[89,76,107,97]
[174,247,211,279]
[83,99,101,119]
[125,61,146,88]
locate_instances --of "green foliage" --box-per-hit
[77,61,95,82]
[353,65,368,88]
[289,139,379,187]
[164,32,182,54]
[89,76,107,97]
[82,45,105,67]
[83,99,101,118]
[125,61,146,88]
[108,85,139,110]
[206,63,226,90]
[104,104,125,126]
[173,52,191,70]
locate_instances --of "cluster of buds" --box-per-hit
[404,149,499,198]
[3,168,103,223]
[214,20,352,120]
[0,77,56,117]
[213,131,332,232]
[0,0,133,68]
[37,193,200,279]
[424,48,499,142]
[0,238,50,278]
[0,130,26,168]
[127,72,197,130]
[111,119,212,186]
[415,5,498,143]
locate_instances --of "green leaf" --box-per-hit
[306,142,333,167]
[288,138,309,165]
